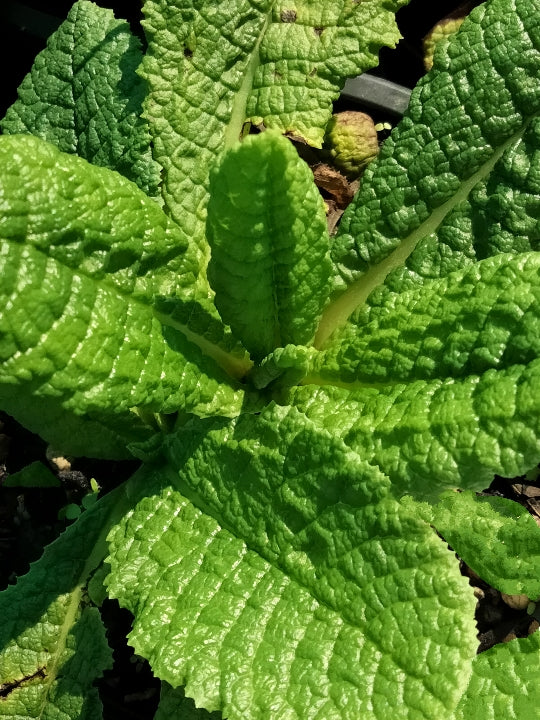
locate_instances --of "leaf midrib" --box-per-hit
[314,117,536,350]
[222,9,272,150]
[35,484,128,718]
[4,236,248,386]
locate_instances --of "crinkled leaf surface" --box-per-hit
[309,253,540,385]
[1,0,540,718]
[106,404,477,720]
[1,0,160,197]
[245,0,408,145]
[277,0,540,502]
[432,491,540,599]
[0,135,245,456]
[287,253,540,500]
[455,632,540,720]
[140,0,407,264]
[321,0,540,343]
[0,135,194,302]
[289,356,540,501]
[0,608,109,720]
[207,132,331,361]
[155,683,221,720]
[0,485,130,719]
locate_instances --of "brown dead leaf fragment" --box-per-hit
[511,479,540,526]
[312,164,358,207]
[312,164,359,233]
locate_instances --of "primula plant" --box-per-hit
[1,0,540,718]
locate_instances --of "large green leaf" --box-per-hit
[0,136,245,456]
[287,252,540,500]
[0,135,193,302]
[140,0,407,265]
[207,131,331,362]
[320,0,540,345]
[309,253,540,385]
[1,0,160,197]
[289,356,540,501]
[106,405,477,720]
[0,484,129,719]
[432,490,540,599]
[455,633,540,720]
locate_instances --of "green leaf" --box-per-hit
[207,132,332,361]
[0,136,246,456]
[0,134,194,303]
[432,491,540,599]
[156,683,222,720]
[250,343,316,389]
[455,633,540,720]
[154,294,253,382]
[140,0,407,264]
[140,0,272,262]
[1,0,160,197]
[321,0,540,344]
[291,252,540,501]
[245,0,408,145]
[0,484,131,719]
[106,405,477,720]
[289,356,540,501]
[0,607,110,720]
[309,253,540,385]
[2,461,60,488]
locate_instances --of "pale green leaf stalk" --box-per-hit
[0,0,540,718]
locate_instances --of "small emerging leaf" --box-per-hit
[207,131,332,362]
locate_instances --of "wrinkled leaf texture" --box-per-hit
[106,405,477,720]
[0,0,540,719]
[0,485,129,719]
[141,0,407,266]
